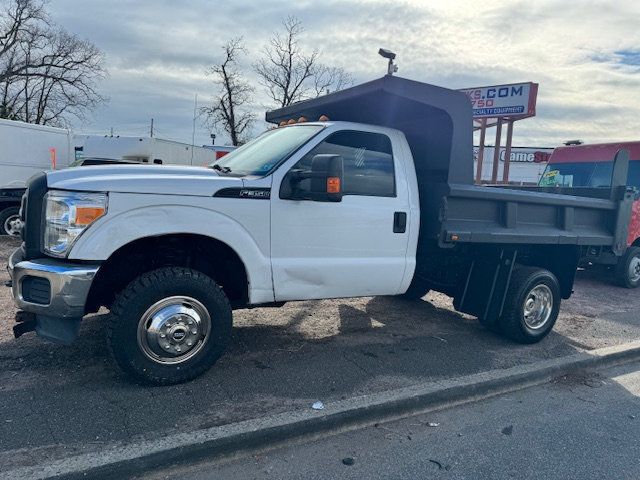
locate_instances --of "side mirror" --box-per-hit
[285,154,344,202]
[309,154,343,202]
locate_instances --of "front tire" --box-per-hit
[498,266,560,344]
[108,267,232,385]
[615,246,640,289]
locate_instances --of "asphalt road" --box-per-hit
[146,361,640,480]
[1,236,640,473]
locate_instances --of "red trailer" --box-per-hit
[540,141,640,287]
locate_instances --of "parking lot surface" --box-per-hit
[1,236,640,471]
[145,362,640,480]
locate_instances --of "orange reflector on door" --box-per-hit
[327,177,341,193]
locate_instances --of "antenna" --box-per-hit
[378,48,398,75]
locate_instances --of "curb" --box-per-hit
[7,340,640,480]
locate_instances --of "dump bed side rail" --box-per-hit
[436,150,634,254]
[437,183,634,253]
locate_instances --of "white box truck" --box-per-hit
[0,119,74,235]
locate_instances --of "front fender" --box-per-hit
[68,200,274,304]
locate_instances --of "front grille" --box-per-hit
[22,276,51,305]
[22,173,47,260]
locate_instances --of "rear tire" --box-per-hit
[498,266,560,344]
[0,207,21,236]
[615,246,640,289]
[108,267,232,385]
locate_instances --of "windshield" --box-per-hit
[210,125,325,176]
[539,161,614,187]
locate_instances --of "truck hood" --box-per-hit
[45,164,243,196]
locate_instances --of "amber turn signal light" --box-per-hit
[326,177,341,194]
[75,206,106,226]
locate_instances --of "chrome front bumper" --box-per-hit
[7,248,100,343]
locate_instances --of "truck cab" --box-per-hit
[215,121,418,301]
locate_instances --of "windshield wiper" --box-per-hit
[212,164,232,173]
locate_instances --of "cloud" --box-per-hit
[48,0,640,147]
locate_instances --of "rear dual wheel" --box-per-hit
[480,266,560,344]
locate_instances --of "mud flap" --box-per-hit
[454,248,518,325]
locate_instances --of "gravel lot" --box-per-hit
[1,235,639,471]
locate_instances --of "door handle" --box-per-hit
[393,212,407,233]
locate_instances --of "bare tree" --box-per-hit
[201,37,255,146]
[0,0,106,126]
[312,65,353,97]
[254,16,352,108]
[0,0,47,63]
[254,16,317,107]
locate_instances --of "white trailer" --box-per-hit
[76,136,218,167]
[0,119,74,235]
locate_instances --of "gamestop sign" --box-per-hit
[473,146,553,163]
[460,82,538,119]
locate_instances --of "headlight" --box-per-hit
[44,190,107,257]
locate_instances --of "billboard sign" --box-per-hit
[460,82,538,119]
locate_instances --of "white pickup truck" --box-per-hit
[7,76,633,384]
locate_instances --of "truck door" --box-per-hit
[270,128,411,301]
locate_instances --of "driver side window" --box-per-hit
[287,130,396,198]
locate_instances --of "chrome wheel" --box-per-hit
[628,256,640,284]
[3,214,22,236]
[522,284,553,330]
[137,296,211,365]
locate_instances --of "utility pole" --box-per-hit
[190,94,197,165]
[110,127,113,137]
[150,118,154,137]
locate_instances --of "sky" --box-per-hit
[47,0,640,148]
